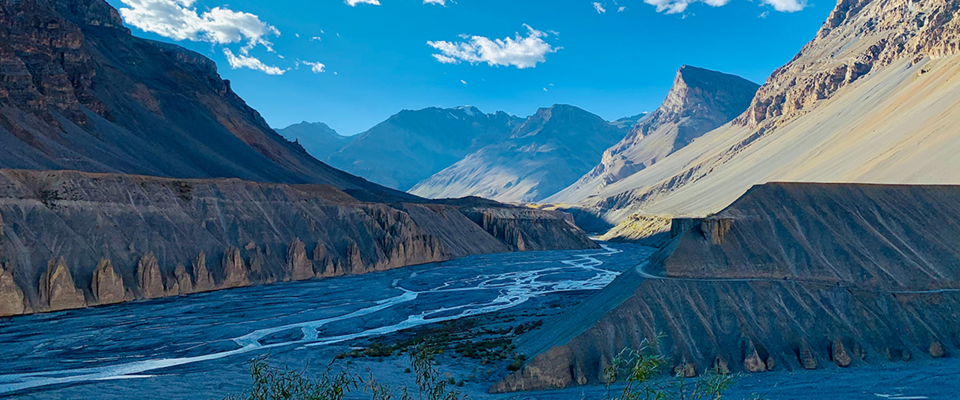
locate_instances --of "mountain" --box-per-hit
[325,106,521,190]
[0,0,599,317]
[494,0,960,392]
[610,112,650,130]
[409,105,628,203]
[276,122,355,160]
[548,66,759,204]
[572,0,960,226]
[0,0,407,200]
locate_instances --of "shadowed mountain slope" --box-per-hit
[0,0,406,199]
[410,105,627,203]
[495,183,960,392]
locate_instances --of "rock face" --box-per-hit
[0,169,596,317]
[493,183,960,393]
[549,66,758,204]
[0,0,408,199]
[91,258,124,305]
[410,105,627,203]
[568,0,960,230]
[39,258,86,311]
[276,122,355,161]
[0,265,25,315]
[327,106,521,190]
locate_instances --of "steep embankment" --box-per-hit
[0,0,401,199]
[0,169,597,317]
[494,183,960,393]
[410,105,627,203]
[549,66,758,204]
[579,0,960,228]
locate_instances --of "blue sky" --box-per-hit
[107,0,833,135]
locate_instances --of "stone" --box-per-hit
[799,340,818,370]
[220,247,250,288]
[91,258,125,305]
[39,258,86,311]
[287,238,314,281]
[174,263,193,294]
[744,341,766,373]
[137,253,165,299]
[931,341,946,358]
[713,356,730,375]
[192,252,215,292]
[0,265,25,316]
[832,339,852,367]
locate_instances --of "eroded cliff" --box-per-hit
[494,183,960,393]
[0,169,596,317]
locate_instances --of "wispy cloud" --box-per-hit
[642,0,804,14]
[223,49,285,75]
[299,61,326,73]
[427,25,558,69]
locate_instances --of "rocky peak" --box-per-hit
[740,0,960,128]
[638,65,759,145]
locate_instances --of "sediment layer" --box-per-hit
[0,169,597,316]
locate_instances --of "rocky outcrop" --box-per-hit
[39,258,86,311]
[550,66,758,204]
[494,183,960,393]
[91,258,124,305]
[136,253,165,299]
[0,169,596,317]
[286,239,314,281]
[0,265,25,315]
[741,0,960,128]
[0,0,410,199]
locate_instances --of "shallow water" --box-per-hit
[0,244,653,398]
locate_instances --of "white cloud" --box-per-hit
[593,2,606,13]
[642,0,804,13]
[118,0,279,49]
[223,49,285,75]
[427,25,557,69]
[300,61,326,73]
[762,0,805,12]
[345,0,380,5]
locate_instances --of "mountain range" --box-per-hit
[410,104,629,203]
[275,122,355,160]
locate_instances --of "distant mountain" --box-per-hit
[610,113,650,130]
[276,122,354,160]
[326,106,521,191]
[548,66,759,204]
[410,104,627,203]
